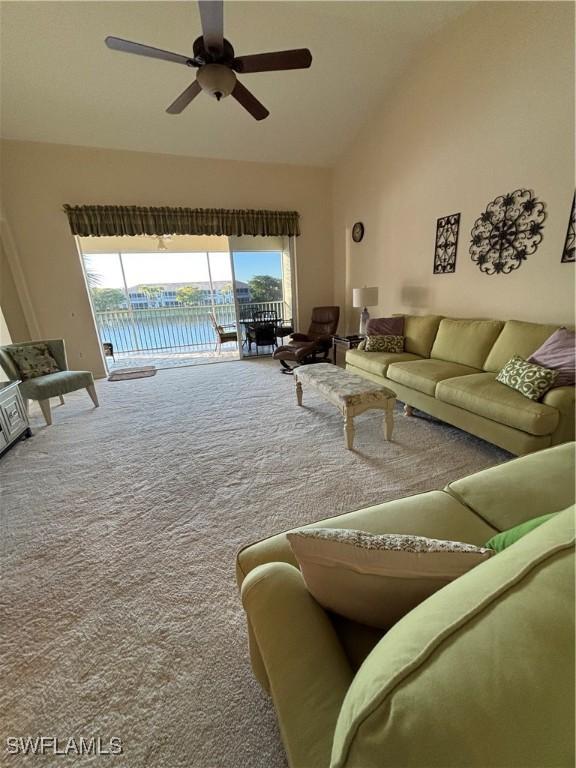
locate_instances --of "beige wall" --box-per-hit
[0,141,333,377]
[334,2,575,333]
[2,2,574,376]
[0,240,31,343]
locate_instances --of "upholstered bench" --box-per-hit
[293,363,396,449]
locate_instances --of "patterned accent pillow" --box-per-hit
[364,334,405,353]
[496,355,559,401]
[287,528,493,629]
[290,528,492,554]
[7,343,61,381]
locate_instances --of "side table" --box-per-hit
[331,335,365,366]
[0,380,32,458]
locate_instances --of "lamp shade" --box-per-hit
[352,286,379,308]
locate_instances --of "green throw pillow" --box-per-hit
[7,343,60,380]
[496,355,558,400]
[365,335,404,353]
[485,512,557,552]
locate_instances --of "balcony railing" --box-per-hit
[94,301,287,353]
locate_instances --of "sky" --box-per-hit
[84,251,282,289]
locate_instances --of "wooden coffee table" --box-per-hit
[294,363,396,450]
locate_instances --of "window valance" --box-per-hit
[63,205,300,238]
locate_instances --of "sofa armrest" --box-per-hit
[242,563,353,768]
[543,386,576,446]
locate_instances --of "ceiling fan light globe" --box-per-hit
[197,64,236,99]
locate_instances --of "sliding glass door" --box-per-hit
[80,234,296,367]
[83,249,240,369]
[230,236,295,358]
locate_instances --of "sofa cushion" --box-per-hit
[345,349,421,378]
[330,508,575,768]
[445,442,575,531]
[287,528,493,629]
[19,370,94,400]
[484,319,559,372]
[436,372,559,436]
[430,318,504,369]
[401,315,443,357]
[387,359,480,396]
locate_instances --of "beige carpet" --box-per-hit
[0,359,510,767]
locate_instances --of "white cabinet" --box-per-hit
[0,381,31,456]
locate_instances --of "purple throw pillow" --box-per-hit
[366,316,404,336]
[528,328,575,388]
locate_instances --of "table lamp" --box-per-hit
[352,286,379,335]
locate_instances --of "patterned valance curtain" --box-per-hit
[63,205,300,238]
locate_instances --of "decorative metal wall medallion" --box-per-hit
[469,189,546,275]
[561,194,575,263]
[433,213,460,274]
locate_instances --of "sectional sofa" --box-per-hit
[345,315,574,454]
[238,443,575,768]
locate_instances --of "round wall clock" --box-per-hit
[352,222,365,243]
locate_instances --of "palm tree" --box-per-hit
[83,257,102,290]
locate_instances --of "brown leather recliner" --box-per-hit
[273,306,340,372]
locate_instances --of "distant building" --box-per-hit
[126,281,251,308]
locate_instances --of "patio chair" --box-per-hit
[245,310,278,354]
[209,313,238,353]
[273,306,340,372]
[0,339,99,426]
[275,318,294,344]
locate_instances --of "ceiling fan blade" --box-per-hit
[198,0,224,54]
[166,80,202,114]
[231,81,269,121]
[105,36,195,66]
[233,48,312,74]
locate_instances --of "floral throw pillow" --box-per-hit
[364,334,405,353]
[496,355,558,401]
[7,343,61,381]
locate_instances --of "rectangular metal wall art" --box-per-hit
[561,194,575,263]
[433,213,460,274]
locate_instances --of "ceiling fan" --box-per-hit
[105,0,312,121]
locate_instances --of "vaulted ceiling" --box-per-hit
[0,1,471,166]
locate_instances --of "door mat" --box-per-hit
[108,366,157,381]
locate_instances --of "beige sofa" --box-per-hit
[345,316,574,455]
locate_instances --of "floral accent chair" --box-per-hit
[0,339,99,426]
